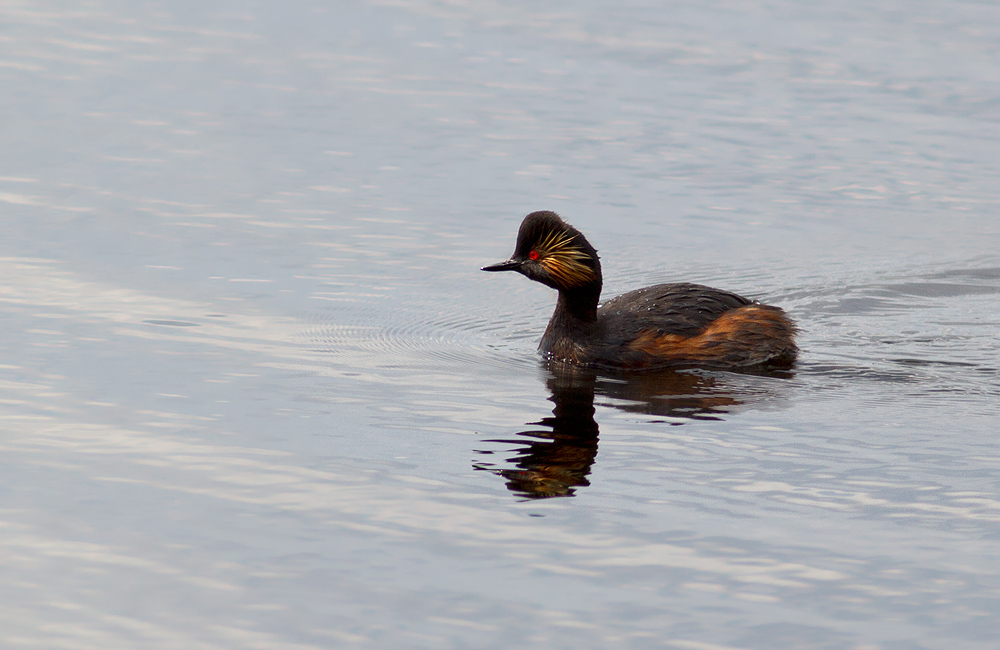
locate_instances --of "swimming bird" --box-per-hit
[482,211,798,371]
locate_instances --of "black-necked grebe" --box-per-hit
[482,211,798,371]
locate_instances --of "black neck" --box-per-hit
[554,282,602,323]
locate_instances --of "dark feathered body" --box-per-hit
[484,211,798,372]
[541,282,797,370]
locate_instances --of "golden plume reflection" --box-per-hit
[475,362,793,499]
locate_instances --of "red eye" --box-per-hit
[528,250,539,260]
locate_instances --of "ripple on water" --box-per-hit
[789,259,1000,407]
[300,300,544,374]
[301,256,1000,411]
[142,319,202,327]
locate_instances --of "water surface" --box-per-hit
[1,1,999,648]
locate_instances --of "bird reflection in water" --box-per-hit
[475,362,792,499]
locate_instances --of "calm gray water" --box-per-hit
[2,1,999,648]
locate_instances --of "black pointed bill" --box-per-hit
[481,259,522,272]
